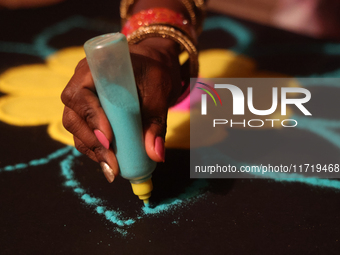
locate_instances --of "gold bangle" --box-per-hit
[179,0,197,27]
[193,0,205,9]
[190,0,206,35]
[178,0,206,35]
[127,24,199,80]
[120,0,135,24]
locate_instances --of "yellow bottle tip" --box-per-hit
[130,178,153,205]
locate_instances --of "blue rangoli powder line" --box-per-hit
[47,146,75,159]
[33,15,120,58]
[58,147,209,232]
[0,145,137,232]
[29,158,49,166]
[202,18,340,78]
[0,16,116,59]
[294,115,340,149]
[0,41,41,57]
[141,180,209,215]
[3,163,27,171]
[297,78,340,87]
[203,16,253,55]
[3,143,340,234]
[33,16,102,58]
[0,146,73,172]
[58,148,137,231]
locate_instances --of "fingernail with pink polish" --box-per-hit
[100,162,115,183]
[94,129,110,149]
[155,136,165,162]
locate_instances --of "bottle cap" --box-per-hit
[130,178,153,204]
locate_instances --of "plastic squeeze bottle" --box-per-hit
[84,33,157,206]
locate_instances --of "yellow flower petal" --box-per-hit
[0,95,63,126]
[0,46,290,148]
[165,110,190,148]
[199,49,256,78]
[0,64,69,96]
[165,109,228,149]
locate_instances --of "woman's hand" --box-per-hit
[61,37,183,182]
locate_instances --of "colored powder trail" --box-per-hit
[3,143,340,238]
[55,151,135,234]
[0,146,73,172]
[59,148,208,234]
[3,163,27,171]
[81,194,101,205]
[58,148,136,230]
[142,180,209,215]
[0,147,143,232]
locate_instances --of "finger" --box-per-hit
[144,116,167,163]
[73,135,97,162]
[141,95,168,163]
[61,58,113,143]
[63,107,119,179]
[73,136,119,183]
[61,59,118,179]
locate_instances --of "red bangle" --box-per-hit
[121,8,197,44]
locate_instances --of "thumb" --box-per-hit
[143,109,167,163]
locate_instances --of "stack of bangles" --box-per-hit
[120,0,206,95]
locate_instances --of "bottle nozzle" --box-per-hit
[143,199,149,207]
[130,178,153,205]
